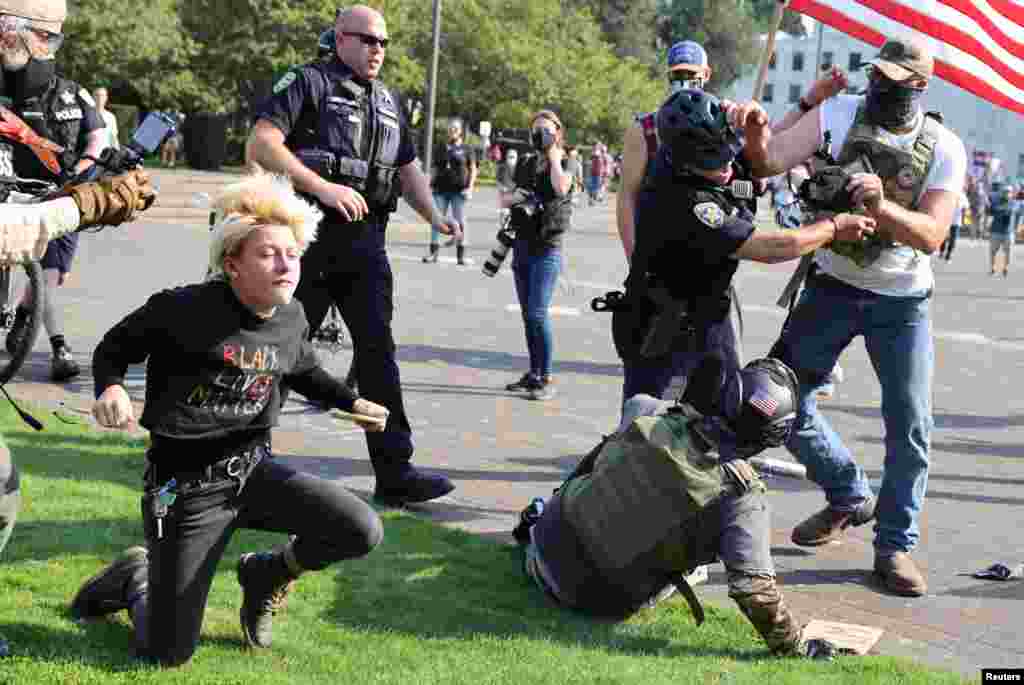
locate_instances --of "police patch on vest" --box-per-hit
[54,108,83,121]
[274,71,297,94]
[60,90,76,106]
[896,165,916,190]
[694,202,725,229]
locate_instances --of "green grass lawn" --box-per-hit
[0,403,968,685]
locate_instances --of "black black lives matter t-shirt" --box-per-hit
[93,280,357,443]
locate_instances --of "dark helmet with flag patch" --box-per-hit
[728,357,799,452]
[656,88,744,172]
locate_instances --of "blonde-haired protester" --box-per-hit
[500,110,574,400]
[71,173,387,667]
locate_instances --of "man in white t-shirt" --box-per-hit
[94,87,119,151]
[736,37,967,598]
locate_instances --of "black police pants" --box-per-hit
[292,229,416,476]
[619,309,742,409]
[139,455,382,666]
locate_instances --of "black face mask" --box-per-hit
[2,57,56,102]
[531,128,555,152]
[864,75,924,129]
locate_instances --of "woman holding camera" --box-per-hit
[500,110,574,400]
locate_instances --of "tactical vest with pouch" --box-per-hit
[826,104,940,267]
[531,408,762,619]
[11,77,87,181]
[288,60,403,217]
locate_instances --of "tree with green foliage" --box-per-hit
[656,0,762,94]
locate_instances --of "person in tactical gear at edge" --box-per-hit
[736,37,967,597]
[515,355,846,659]
[611,89,876,416]
[247,5,461,506]
[0,0,108,383]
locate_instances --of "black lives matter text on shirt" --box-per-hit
[93,280,356,442]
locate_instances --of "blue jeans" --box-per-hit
[431,191,467,245]
[512,244,561,377]
[770,273,933,553]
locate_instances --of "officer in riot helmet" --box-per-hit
[610,89,875,415]
[0,0,108,383]
[516,355,844,659]
[248,4,459,505]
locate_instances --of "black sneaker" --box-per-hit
[506,373,541,392]
[238,551,296,648]
[70,546,148,620]
[5,310,29,356]
[51,344,81,382]
[374,467,455,506]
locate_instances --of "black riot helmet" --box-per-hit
[656,88,744,172]
[317,28,336,59]
[728,358,799,453]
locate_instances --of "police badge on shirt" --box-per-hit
[694,202,725,229]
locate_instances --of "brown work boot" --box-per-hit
[791,496,875,547]
[874,551,927,597]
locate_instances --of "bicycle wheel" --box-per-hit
[0,260,43,385]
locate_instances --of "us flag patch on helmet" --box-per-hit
[749,391,778,417]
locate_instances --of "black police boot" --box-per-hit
[71,546,149,620]
[237,545,301,648]
[421,244,439,263]
[5,306,30,356]
[374,465,455,507]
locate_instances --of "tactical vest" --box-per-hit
[10,77,86,181]
[826,104,940,266]
[533,410,762,616]
[288,59,403,216]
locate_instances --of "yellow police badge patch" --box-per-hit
[274,71,297,94]
[694,202,725,229]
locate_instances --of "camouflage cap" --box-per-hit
[866,36,933,82]
[0,0,66,33]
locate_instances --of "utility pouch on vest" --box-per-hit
[366,165,399,212]
[296,149,337,180]
[336,155,370,191]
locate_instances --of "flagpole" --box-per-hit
[751,0,791,101]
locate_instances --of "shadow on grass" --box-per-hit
[322,510,769,662]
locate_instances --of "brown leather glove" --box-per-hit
[66,170,156,228]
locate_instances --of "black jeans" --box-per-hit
[139,452,382,666]
[292,222,415,477]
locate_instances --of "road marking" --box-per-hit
[504,304,581,317]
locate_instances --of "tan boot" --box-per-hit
[791,496,875,547]
[874,551,927,597]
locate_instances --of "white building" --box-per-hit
[725,23,1024,182]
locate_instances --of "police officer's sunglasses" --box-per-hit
[341,31,389,49]
[0,14,63,52]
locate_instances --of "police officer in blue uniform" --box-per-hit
[248,5,460,505]
[612,89,877,407]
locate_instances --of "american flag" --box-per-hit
[749,391,779,417]
[788,0,1024,116]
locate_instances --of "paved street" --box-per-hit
[12,168,1024,677]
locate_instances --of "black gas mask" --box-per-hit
[864,70,925,130]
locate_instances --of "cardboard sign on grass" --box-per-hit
[802,620,884,656]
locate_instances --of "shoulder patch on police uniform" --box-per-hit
[78,88,95,107]
[273,71,297,94]
[694,202,725,229]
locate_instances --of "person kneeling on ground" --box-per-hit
[70,173,387,667]
[514,356,842,658]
